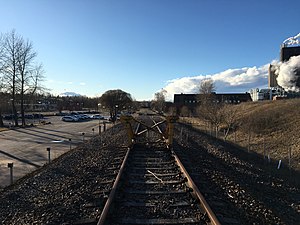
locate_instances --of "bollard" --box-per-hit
[103,122,106,131]
[277,160,282,169]
[69,138,72,151]
[82,132,85,141]
[47,147,51,164]
[92,128,94,135]
[7,163,13,185]
[99,125,101,135]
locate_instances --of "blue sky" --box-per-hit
[1,0,300,100]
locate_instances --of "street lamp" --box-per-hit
[98,103,101,114]
[115,105,118,123]
[98,103,101,134]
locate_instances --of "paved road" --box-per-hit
[0,116,112,188]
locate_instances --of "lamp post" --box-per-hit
[98,103,101,134]
[115,105,118,123]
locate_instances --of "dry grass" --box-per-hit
[181,98,300,171]
[233,99,300,170]
[0,127,8,132]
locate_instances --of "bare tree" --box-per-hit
[197,78,222,137]
[197,101,223,137]
[180,105,190,117]
[198,78,216,104]
[0,34,5,127]
[0,30,45,126]
[222,104,239,140]
[153,89,167,113]
[199,78,215,94]
[1,30,22,126]
[17,38,37,126]
[29,63,45,94]
[99,89,133,122]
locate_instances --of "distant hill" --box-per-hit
[59,92,81,97]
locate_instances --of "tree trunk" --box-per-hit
[224,127,230,141]
[12,99,18,126]
[21,101,25,126]
[21,79,25,126]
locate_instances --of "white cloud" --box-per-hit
[163,63,270,101]
[79,82,86,86]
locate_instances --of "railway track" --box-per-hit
[97,116,220,225]
[1,114,298,225]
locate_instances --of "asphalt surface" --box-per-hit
[0,116,112,187]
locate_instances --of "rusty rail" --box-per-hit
[97,147,131,225]
[172,149,221,225]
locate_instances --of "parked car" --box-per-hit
[24,114,34,119]
[61,116,78,122]
[55,112,67,116]
[3,114,16,120]
[80,114,91,120]
[33,113,44,119]
[91,114,104,119]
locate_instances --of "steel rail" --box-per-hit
[172,150,221,225]
[97,147,131,225]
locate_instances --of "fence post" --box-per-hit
[248,130,251,152]
[47,147,51,163]
[277,160,282,169]
[263,137,266,160]
[288,147,292,168]
[69,138,72,150]
[82,132,85,141]
[7,163,13,185]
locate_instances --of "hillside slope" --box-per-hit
[182,98,300,171]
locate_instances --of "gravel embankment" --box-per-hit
[0,123,128,225]
[1,119,299,225]
[174,123,300,225]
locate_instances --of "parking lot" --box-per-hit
[0,115,112,188]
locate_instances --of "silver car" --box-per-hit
[61,116,79,122]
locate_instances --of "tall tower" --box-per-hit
[268,64,278,87]
[280,45,300,62]
[268,45,300,89]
